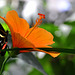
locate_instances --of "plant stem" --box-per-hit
[0,55,10,75]
[0,48,75,54]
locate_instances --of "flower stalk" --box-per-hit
[0,55,10,75]
[0,48,75,54]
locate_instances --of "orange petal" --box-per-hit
[48,52,60,58]
[37,46,60,58]
[12,32,35,48]
[0,10,29,36]
[6,10,29,36]
[19,18,29,36]
[33,48,60,58]
[26,27,54,47]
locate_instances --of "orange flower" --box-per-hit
[0,10,60,57]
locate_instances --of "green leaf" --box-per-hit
[0,55,5,71]
[18,52,47,75]
[64,21,75,26]
[1,23,10,33]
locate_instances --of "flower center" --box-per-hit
[25,13,45,38]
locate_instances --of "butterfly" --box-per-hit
[0,23,8,56]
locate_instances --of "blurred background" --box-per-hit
[0,0,75,75]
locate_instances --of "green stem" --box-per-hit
[39,48,75,54]
[0,55,10,75]
[0,48,75,54]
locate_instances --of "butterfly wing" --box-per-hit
[0,24,8,56]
